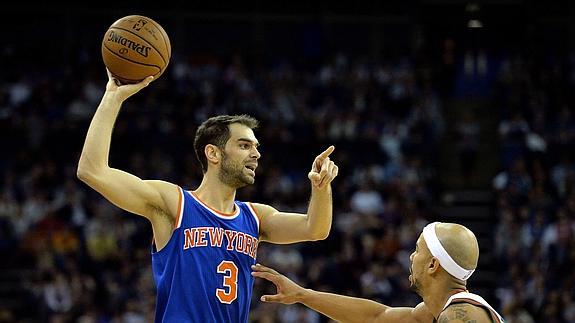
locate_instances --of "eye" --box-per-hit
[240,143,250,149]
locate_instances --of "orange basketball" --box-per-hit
[101,15,171,84]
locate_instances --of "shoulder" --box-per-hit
[412,302,435,323]
[438,303,492,323]
[147,181,181,200]
[248,202,278,219]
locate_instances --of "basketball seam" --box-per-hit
[145,19,171,59]
[109,26,168,65]
[103,44,162,73]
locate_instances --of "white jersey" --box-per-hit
[440,291,505,323]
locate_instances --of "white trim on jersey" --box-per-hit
[246,203,260,233]
[443,291,505,322]
[187,190,241,220]
[175,187,185,229]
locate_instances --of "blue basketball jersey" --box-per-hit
[151,187,260,322]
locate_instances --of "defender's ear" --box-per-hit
[428,257,441,275]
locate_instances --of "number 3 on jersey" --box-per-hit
[216,260,238,304]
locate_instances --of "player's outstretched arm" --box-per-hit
[252,146,338,243]
[252,264,433,323]
[77,71,178,227]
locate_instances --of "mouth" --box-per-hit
[244,164,257,176]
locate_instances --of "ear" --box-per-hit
[428,257,441,275]
[205,144,221,165]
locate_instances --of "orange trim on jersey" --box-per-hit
[174,187,183,229]
[450,299,502,323]
[190,191,239,217]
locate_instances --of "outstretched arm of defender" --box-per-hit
[253,146,338,243]
[252,264,433,323]
[77,71,179,245]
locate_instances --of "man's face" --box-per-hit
[408,234,428,296]
[218,123,261,188]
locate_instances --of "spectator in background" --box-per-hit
[456,110,481,182]
[498,111,530,169]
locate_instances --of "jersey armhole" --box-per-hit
[247,202,261,234]
[174,186,185,229]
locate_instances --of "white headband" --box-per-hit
[422,222,475,281]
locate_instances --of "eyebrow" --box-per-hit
[237,138,260,147]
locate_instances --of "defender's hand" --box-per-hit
[251,264,306,305]
[308,145,338,190]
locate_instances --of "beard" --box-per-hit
[409,277,423,295]
[409,268,423,296]
[219,152,255,188]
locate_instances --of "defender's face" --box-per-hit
[219,123,261,188]
[409,234,427,296]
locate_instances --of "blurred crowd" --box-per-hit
[2,25,575,322]
[0,48,444,322]
[492,52,575,322]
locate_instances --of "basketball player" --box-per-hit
[76,72,339,322]
[252,222,506,323]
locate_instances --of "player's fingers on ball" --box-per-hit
[143,76,154,86]
[132,76,153,90]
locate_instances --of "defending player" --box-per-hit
[252,222,505,323]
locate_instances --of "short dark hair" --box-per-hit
[194,114,259,173]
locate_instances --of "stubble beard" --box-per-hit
[409,273,423,297]
[219,152,254,188]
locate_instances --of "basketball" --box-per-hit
[101,15,171,84]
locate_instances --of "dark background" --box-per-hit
[1,1,574,322]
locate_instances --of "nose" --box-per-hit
[251,146,261,159]
[409,251,415,262]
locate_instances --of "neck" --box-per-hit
[422,278,467,319]
[193,172,237,213]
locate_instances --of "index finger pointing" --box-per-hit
[318,145,335,159]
